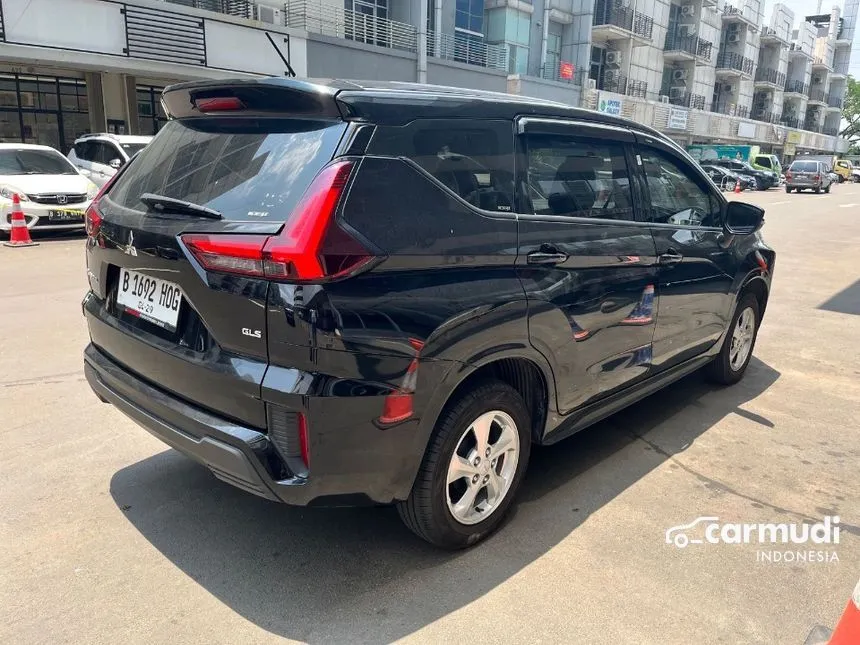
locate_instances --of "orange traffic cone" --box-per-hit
[829,578,860,645]
[734,180,742,194]
[3,193,37,247]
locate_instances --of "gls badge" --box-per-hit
[242,328,262,339]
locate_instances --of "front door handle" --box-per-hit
[658,249,684,266]
[527,247,569,265]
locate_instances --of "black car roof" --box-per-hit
[162,77,669,141]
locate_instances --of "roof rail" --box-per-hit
[77,132,118,140]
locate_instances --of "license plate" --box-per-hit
[116,269,183,331]
[48,209,85,221]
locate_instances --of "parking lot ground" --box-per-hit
[1,185,859,645]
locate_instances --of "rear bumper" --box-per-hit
[84,343,422,506]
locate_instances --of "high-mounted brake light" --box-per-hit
[194,96,245,112]
[182,160,375,283]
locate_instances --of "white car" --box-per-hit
[68,133,152,188]
[0,144,99,234]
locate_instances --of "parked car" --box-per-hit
[82,79,774,548]
[68,133,152,188]
[0,144,98,236]
[785,160,833,193]
[700,164,756,191]
[709,159,777,190]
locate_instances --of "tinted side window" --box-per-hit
[640,147,721,227]
[74,141,92,161]
[523,134,635,221]
[90,142,114,165]
[368,119,514,212]
[757,157,772,169]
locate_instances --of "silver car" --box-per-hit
[785,160,832,193]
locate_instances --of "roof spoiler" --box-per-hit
[161,79,348,120]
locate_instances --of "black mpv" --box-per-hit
[83,79,774,548]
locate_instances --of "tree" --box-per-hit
[841,75,860,142]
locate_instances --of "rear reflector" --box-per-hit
[182,160,375,283]
[297,412,310,468]
[379,392,414,425]
[194,96,245,112]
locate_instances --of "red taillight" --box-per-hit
[85,204,102,238]
[814,174,821,181]
[297,412,310,468]
[182,161,374,283]
[194,96,245,112]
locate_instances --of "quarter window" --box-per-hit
[639,147,721,227]
[524,134,636,221]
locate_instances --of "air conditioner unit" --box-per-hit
[606,51,622,66]
[672,69,689,82]
[722,83,734,93]
[727,23,740,34]
[679,24,697,37]
[727,33,741,43]
[681,5,695,17]
[257,5,282,25]
[812,75,823,84]
[659,95,670,103]
[669,86,686,99]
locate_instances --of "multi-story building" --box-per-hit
[0,0,853,157]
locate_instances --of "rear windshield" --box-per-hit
[790,161,818,172]
[107,118,346,221]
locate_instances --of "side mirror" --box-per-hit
[109,158,123,170]
[725,201,764,235]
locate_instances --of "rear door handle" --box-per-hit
[527,248,569,265]
[658,249,684,266]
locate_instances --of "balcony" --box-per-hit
[804,121,822,133]
[713,103,750,119]
[812,56,833,72]
[831,62,849,80]
[789,43,813,60]
[823,126,839,136]
[592,0,654,45]
[539,64,587,86]
[760,26,790,47]
[808,88,827,105]
[781,115,801,129]
[722,4,758,29]
[826,94,844,110]
[664,91,708,110]
[165,0,255,18]
[783,80,809,97]
[754,67,786,89]
[663,34,713,64]
[715,51,754,77]
[285,1,417,52]
[430,32,509,71]
[751,108,781,124]
[597,74,648,98]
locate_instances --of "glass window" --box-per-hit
[508,44,529,74]
[757,156,772,168]
[455,0,483,34]
[0,148,78,175]
[524,134,635,221]
[107,118,348,222]
[639,147,721,227]
[790,160,818,172]
[368,119,515,211]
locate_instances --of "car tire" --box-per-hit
[785,186,792,193]
[705,293,760,386]
[815,187,821,194]
[825,185,831,194]
[755,178,764,190]
[397,380,532,549]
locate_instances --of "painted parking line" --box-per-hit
[838,203,858,208]
[770,200,790,205]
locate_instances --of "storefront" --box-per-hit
[0,74,90,153]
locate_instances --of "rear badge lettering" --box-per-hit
[247,211,268,218]
[242,327,262,339]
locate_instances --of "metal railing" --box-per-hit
[789,42,811,56]
[823,126,839,136]
[164,0,255,17]
[627,79,648,98]
[754,67,785,87]
[593,0,654,40]
[663,91,708,110]
[781,115,800,129]
[713,103,750,119]
[716,51,754,75]
[784,79,809,95]
[834,61,850,75]
[804,121,822,133]
[284,1,418,52]
[429,31,508,71]
[812,55,831,68]
[808,88,826,103]
[598,73,628,95]
[539,64,587,85]
[827,94,844,109]
[760,26,785,41]
[751,108,781,124]
[664,34,713,61]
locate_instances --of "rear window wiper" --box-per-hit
[139,193,222,219]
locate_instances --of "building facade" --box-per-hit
[0,0,854,156]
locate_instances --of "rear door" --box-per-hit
[86,113,348,427]
[516,118,659,416]
[635,135,736,372]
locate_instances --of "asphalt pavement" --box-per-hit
[1,184,859,644]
